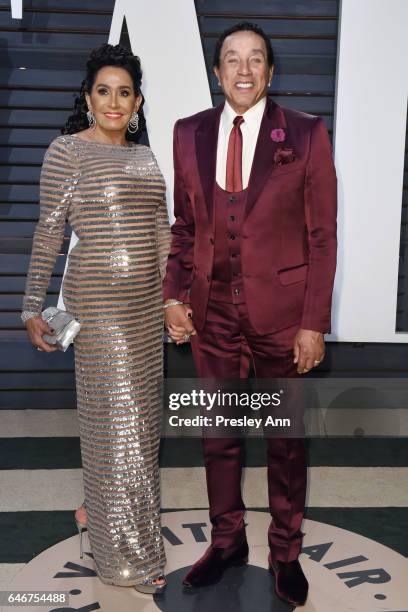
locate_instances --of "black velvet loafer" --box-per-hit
[269,553,309,606]
[183,539,249,588]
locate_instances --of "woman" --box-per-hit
[21,44,170,593]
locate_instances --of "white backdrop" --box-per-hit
[109,0,212,218]
[57,0,408,342]
[331,0,408,342]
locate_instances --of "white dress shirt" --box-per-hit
[216,96,266,190]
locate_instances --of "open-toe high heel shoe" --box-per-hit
[74,501,87,559]
[134,574,166,594]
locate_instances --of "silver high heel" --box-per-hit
[134,573,166,594]
[74,501,87,559]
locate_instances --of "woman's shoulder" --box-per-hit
[45,134,74,154]
[133,143,159,161]
[47,134,76,149]
[131,144,164,180]
[133,143,152,154]
[43,134,80,164]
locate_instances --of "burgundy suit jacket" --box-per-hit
[163,97,337,335]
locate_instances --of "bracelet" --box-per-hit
[163,300,184,310]
[21,311,39,323]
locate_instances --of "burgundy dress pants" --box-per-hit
[191,299,307,562]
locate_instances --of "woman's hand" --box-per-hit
[25,316,58,353]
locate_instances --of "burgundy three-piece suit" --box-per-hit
[163,97,337,561]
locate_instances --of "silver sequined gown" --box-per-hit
[22,135,171,586]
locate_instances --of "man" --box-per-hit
[163,22,337,606]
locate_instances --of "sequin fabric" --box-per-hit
[22,135,171,586]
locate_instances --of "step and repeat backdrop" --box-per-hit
[1,0,408,409]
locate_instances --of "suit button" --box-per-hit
[209,237,214,245]
[229,215,235,221]
[229,196,236,203]
[231,253,237,258]
[206,275,210,282]
[234,288,240,295]
[230,234,236,240]
[233,272,241,277]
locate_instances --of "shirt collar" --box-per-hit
[221,96,267,136]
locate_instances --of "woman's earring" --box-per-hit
[87,110,96,128]
[127,111,139,134]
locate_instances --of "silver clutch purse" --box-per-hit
[41,307,81,352]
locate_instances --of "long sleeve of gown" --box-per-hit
[22,137,79,320]
[155,192,171,281]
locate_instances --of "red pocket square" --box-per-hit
[274,148,296,166]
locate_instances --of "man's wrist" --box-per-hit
[163,299,184,310]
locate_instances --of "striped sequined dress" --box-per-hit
[22,134,171,586]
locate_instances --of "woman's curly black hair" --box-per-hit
[62,43,146,142]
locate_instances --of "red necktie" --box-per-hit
[226,115,244,192]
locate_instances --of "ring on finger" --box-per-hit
[183,333,191,341]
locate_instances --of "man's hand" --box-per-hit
[25,315,58,353]
[293,328,325,374]
[164,301,196,345]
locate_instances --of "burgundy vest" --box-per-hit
[210,183,248,304]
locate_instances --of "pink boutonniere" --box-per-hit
[270,128,286,143]
[274,147,296,166]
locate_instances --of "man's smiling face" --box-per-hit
[214,30,273,115]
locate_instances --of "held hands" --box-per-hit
[293,328,325,374]
[164,301,196,345]
[25,315,57,353]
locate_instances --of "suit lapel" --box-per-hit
[195,103,223,225]
[245,98,287,219]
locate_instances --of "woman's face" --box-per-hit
[85,65,142,133]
